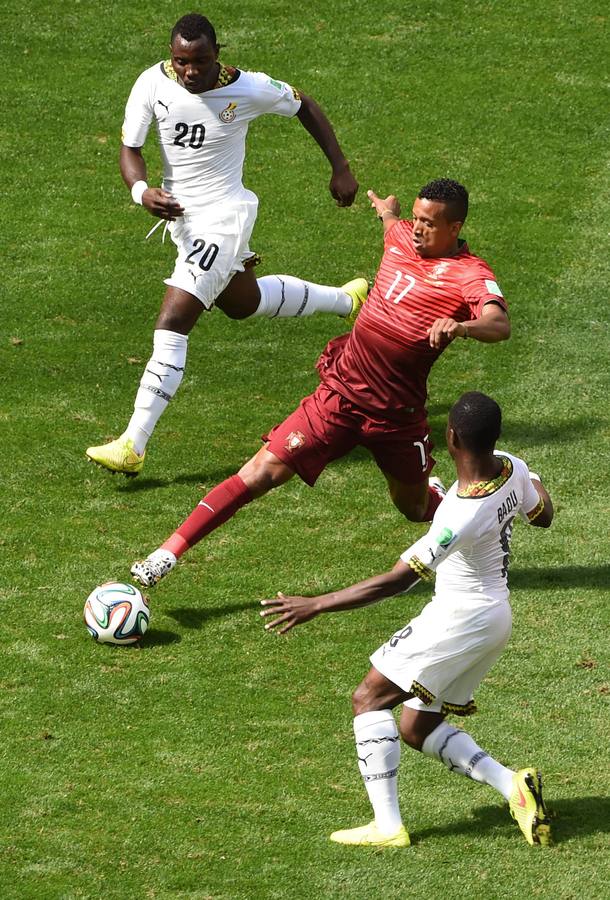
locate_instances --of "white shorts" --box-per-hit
[370,593,512,717]
[164,191,259,309]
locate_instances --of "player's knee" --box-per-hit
[392,496,428,522]
[239,462,276,496]
[216,278,261,319]
[156,312,190,332]
[404,503,428,523]
[399,719,424,750]
[351,682,370,715]
[238,452,292,498]
[351,679,386,716]
[216,300,252,320]
[387,481,429,522]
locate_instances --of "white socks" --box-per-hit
[353,710,403,835]
[351,713,515,835]
[421,722,515,800]
[253,275,351,318]
[125,329,188,455]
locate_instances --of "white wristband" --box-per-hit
[131,180,148,205]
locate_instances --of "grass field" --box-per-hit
[1,1,609,897]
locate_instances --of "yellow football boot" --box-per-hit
[509,768,551,846]
[341,277,369,326]
[330,821,410,848]
[86,435,145,477]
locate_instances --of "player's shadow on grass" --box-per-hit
[116,466,241,491]
[502,416,602,447]
[173,467,240,486]
[167,601,256,629]
[510,565,610,590]
[413,796,610,845]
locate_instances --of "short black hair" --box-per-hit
[171,13,217,46]
[449,391,501,453]
[418,178,469,223]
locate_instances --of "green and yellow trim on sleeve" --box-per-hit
[457,456,513,498]
[526,496,545,522]
[408,555,434,582]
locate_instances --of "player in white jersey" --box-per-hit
[86,13,363,477]
[262,392,554,848]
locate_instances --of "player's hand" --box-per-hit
[329,164,359,207]
[367,189,400,219]
[142,188,185,220]
[260,592,319,634]
[428,317,467,348]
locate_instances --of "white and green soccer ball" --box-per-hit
[84,582,150,645]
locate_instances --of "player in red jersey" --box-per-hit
[130,178,511,587]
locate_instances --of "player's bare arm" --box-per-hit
[367,189,401,232]
[428,302,511,349]
[119,145,185,220]
[295,93,358,206]
[260,560,418,634]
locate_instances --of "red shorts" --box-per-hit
[263,385,434,487]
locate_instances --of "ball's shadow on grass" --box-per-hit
[413,795,610,845]
[140,629,182,647]
[167,601,256,629]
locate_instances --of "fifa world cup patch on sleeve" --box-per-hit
[269,78,284,90]
[485,279,504,297]
[435,527,456,548]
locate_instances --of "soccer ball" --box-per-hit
[84,582,150,645]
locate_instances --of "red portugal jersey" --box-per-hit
[318,219,507,423]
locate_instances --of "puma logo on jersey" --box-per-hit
[156,100,170,113]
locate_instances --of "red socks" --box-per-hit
[161,474,253,558]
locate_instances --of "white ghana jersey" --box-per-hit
[401,451,544,603]
[121,62,302,209]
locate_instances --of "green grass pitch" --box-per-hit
[1,1,609,897]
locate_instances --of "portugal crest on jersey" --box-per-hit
[219,102,237,123]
